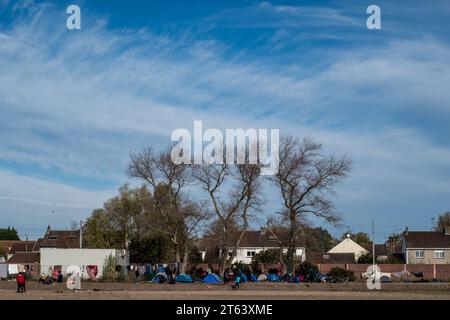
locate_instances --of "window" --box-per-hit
[414,250,424,259]
[434,250,444,259]
[246,250,256,257]
[48,235,58,240]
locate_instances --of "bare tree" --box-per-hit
[433,211,450,232]
[193,158,262,274]
[128,146,198,271]
[269,136,352,272]
[180,200,211,273]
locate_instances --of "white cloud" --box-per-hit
[0,2,449,236]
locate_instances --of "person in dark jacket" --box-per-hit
[223,269,229,285]
[56,270,63,293]
[135,268,140,282]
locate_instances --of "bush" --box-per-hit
[102,254,117,282]
[296,261,320,282]
[357,253,373,264]
[327,267,356,282]
[252,249,283,264]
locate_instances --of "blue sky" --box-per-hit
[0,0,449,242]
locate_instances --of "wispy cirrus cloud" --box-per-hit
[0,1,449,239]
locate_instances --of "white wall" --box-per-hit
[40,248,129,279]
[232,248,305,264]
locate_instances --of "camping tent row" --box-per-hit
[151,273,195,283]
[150,272,283,284]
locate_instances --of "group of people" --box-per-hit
[223,269,243,289]
[18,269,65,294]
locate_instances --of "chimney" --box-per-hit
[443,227,450,236]
[404,226,409,235]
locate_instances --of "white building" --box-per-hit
[327,234,369,262]
[199,230,306,265]
[40,248,129,279]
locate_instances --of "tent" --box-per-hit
[250,274,258,282]
[267,273,280,282]
[157,265,166,273]
[203,273,221,284]
[152,272,168,283]
[176,274,193,283]
[239,272,248,283]
[257,274,267,281]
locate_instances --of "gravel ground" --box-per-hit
[0,281,449,300]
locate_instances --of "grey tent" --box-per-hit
[257,274,267,281]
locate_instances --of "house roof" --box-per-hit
[404,231,450,249]
[0,241,23,252]
[307,252,355,264]
[327,237,369,255]
[234,230,304,248]
[32,238,44,251]
[9,241,37,254]
[34,229,80,250]
[362,244,390,256]
[7,252,40,264]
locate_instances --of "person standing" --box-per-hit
[16,272,25,293]
[234,275,241,290]
[223,269,229,285]
[56,270,63,293]
[135,267,140,282]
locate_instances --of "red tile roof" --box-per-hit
[0,241,23,252]
[307,252,355,264]
[7,252,40,264]
[404,231,450,249]
[9,241,36,254]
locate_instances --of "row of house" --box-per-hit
[0,226,129,279]
[1,226,449,278]
[197,227,450,265]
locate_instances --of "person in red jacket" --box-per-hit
[16,272,26,293]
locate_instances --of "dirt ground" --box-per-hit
[1,281,449,300]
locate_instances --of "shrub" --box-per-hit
[102,254,117,282]
[296,261,320,282]
[327,267,356,282]
[252,249,283,264]
[357,253,373,264]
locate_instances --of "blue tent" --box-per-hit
[152,273,168,283]
[176,274,193,283]
[157,265,166,273]
[203,273,221,284]
[239,272,248,283]
[250,274,258,282]
[267,273,280,282]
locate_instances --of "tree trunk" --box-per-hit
[180,241,189,274]
[286,208,297,274]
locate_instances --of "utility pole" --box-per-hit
[372,218,376,276]
[79,220,83,249]
[25,234,28,252]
